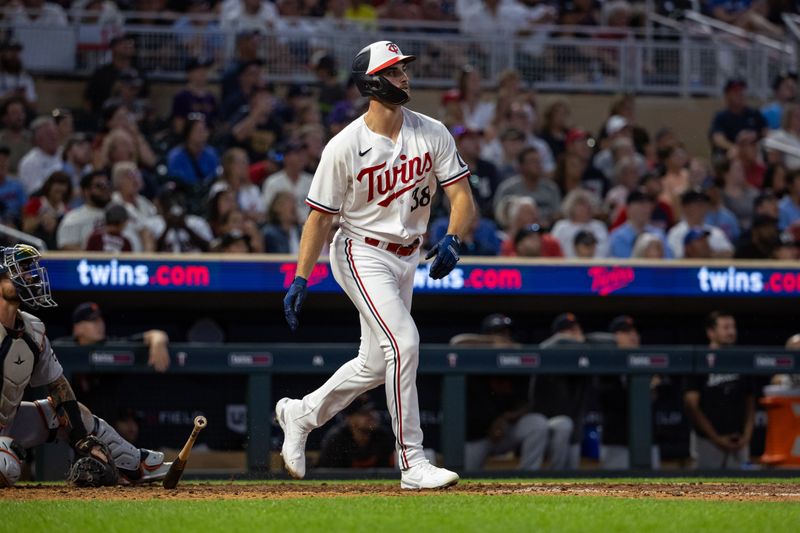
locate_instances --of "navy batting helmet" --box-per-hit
[352,41,416,106]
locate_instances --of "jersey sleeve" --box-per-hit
[29,336,64,388]
[433,122,470,188]
[306,141,348,214]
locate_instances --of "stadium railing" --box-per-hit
[1,13,791,97]
[41,343,797,478]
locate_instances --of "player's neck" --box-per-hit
[364,100,404,142]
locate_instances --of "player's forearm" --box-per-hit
[445,185,476,240]
[684,400,720,441]
[48,374,90,443]
[295,210,334,280]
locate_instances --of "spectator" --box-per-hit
[220,0,281,35]
[211,229,253,253]
[494,147,562,226]
[709,0,782,39]
[564,128,606,197]
[513,223,548,257]
[173,0,223,63]
[551,189,609,258]
[84,34,147,115]
[631,232,665,259]
[604,156,642,222]
[18,117,61,195]
[481,127,526,180]
[554,152,587,198]
[317,394,395,469]
[772,232,799,260]
[666,189,733,258]
[311,52,345,123]
[609,190,671,258]
[166,113,220,187]
[778,169,800,231]
[450,312,522,348]
[658,144,690,215]
[95,102,157,170]
[540,99,572,161]
[429,213,501,256]
[213,207,263,253]
[262,141,312,220]
[56,170,115,250]
[0,145,27,227]
[735,130,766,189]
[60,133,93,192]
[709,78,767,156]
[229,83,282,162]
[6,0,68,27]
[151,182,213,253]
[110,161,156,252]
[734,214,779,259]
[171,58,218,136]
[762,73,797,130]
[455,65,496,132]
[496,196,563,257]
[218,147,264,223]
[452,125,500,219]
[0,97,32,174]
[683,229,713,259]
[66,302,170,373]
[598,315,661,469]
[506,101,556,177]
[765,103,800,171]
[221,30,263,104]
[532,313,591,469]
[85,203,133,252]
[719,157,758,231]
[0,37,37,108]
[684,311,755,469]
[109,70,154,134]
[573,230,598,259]
[592,118,647,182]
[703,177,741,243]
[262,190,301,253]
[21,170,71,249]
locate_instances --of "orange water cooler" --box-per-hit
[760,387,800,467]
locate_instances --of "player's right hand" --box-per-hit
[283,276,308,332]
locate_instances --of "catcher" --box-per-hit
[0,244,171,487]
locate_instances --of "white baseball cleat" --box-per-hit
[275,397,309,479]
[120,449,172,485]
[400,462,460,490]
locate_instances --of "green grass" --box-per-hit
[3,490,800,533]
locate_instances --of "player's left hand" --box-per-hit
[425,234,461,280]
[283,276,308,332]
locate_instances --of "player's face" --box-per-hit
[615,329,640,348]
[708,316,737,346]
[380,63,410,95]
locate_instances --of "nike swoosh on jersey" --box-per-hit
[359,147,373,157]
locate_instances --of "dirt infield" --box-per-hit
[2,481,799,502]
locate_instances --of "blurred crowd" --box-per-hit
[0,4,798,258]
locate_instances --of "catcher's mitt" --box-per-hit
[67,435,119,487]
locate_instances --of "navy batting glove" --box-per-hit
[425,234,461,280]
[283,276,308,332]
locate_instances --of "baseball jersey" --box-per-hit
[305,108,470,244]
[0,312,63,432]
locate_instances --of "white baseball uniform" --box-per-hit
[292,107,469,469]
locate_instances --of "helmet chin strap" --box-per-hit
[373,77,409,106]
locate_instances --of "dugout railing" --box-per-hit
[36,343,798,479]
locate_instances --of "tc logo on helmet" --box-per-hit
[386,43,399,54]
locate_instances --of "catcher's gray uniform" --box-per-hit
[0,311,164,486]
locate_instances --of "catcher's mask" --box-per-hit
[0,244,57,309]
[352,41,416,106]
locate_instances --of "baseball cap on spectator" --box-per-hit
[109,34,134,48]
[481,313,513,334]
[0,37,22,52]
[514,223,543,246]
[724,77,747,92]
[342,394,376,417]
[72,302,102,325]
[683,228,710,246]
[605,115,629,136]
[551,312,580,334]
[574,230,598,247]
[626,189,652,205]
[609,315,636,333]
[680,189,710,206]
[565,128,588,145]
[441,88,460,106]
[772,72,798,91]
[105,203,129,225]
[185,57,214,72]
[311,52,336,74]
[0,144,10,156]
[451,124,482,139]
[117,69,143,87]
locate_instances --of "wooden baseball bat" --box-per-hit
[162,415,207,489]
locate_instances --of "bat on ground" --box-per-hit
[162,415,207,489]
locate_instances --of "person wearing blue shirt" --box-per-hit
[166,113,219,187]
[609,190,672,258]
[761,73,798,130]
[778,169,800,231]
[703,176,741,243]
[0,144,26,226]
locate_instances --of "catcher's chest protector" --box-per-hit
[0,322,40,430]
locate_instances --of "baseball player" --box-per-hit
[277,41,476,489]
[0,244,171,487]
